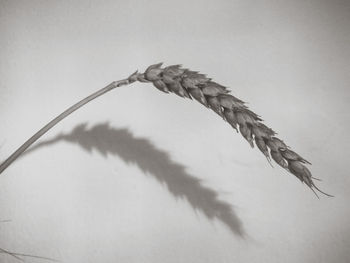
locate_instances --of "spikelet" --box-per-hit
[133,63,333,198]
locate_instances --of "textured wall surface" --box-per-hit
[0,0,349,262]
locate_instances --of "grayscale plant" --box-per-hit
[0,63,333,198]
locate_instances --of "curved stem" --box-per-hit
[0,78,132,175]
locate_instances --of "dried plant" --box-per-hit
[0,247,58,262]
[0,63,332,197]
[0,220,57,262]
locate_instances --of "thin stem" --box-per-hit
[0,78,132,175]
[0,247,59,262]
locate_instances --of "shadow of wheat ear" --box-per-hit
[0,63,333,198]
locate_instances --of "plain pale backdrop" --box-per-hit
[0,0,350,262]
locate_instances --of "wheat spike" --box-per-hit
[135,63,333,198]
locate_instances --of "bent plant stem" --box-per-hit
[0,77,134,175]
[0,63,332,197]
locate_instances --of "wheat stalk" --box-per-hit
[0,63,332,197]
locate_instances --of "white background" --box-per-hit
[0,0,349,262]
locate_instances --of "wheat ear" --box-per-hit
[0,63,332,197]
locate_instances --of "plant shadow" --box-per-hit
[23,123,246,237]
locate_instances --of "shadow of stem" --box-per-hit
[23,122,246,237]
